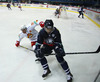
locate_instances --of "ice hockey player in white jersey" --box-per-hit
[15,20,44,47]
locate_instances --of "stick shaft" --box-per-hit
[20,45,100,55]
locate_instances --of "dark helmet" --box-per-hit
[44,19,54,29]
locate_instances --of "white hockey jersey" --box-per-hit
[18,21,40,42]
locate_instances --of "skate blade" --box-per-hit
[35,59,40,64]
[35,60,40,64]
[67,77,73,82]
[43,73,52,80]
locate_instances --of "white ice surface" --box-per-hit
[0,6,100,82]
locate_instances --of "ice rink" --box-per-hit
[0,6,100,82]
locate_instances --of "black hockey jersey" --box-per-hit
[37,27,62,46]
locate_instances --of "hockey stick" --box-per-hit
[66,45,100,55]
[20,45,100,55]
[20,45,34,52]
[94,70,100,82]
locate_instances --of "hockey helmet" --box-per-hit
[20,25,27,31]
[44,19,54,29]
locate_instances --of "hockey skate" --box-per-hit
[35,58,40,63]
[58,15,59,18]
[42,68,51,80]
[67,73,73,82]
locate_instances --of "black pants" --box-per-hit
[38,45,70,74]
[78,11,84,18]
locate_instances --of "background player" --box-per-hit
[78,6,84,18]
[55,6,62,18]
[6,3,12,10]
[18,3,22,11]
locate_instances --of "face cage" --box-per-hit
[44,26,54,34]
[21,28,27,31]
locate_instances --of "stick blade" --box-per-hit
[96,45,100,53]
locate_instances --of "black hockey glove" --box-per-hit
[55,47,65,57]
[34,49,41,58]
[54,42,63,48]
[54,42,65,57]
[34,49,44,58]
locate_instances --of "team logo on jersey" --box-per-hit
[27,33,33,38]
[52,34,55,37]
[31,22,34,25]
[29,30,32,32]
[52,34,56,39]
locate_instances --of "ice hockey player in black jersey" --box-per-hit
[7,3,12,10]
[34,19,73,82]
[78,6,84,18]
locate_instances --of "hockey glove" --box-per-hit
[54,42,62,48]
[54,42,65,57]
[15,41,20,47]
[55,47,65,57]
[34,49,43,58]
[39,21,44,28]
[31,41,36,47]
